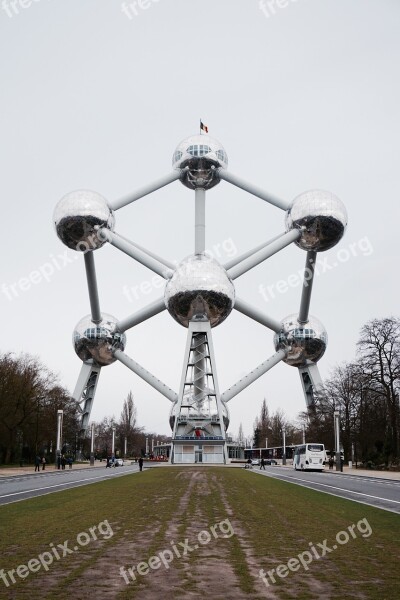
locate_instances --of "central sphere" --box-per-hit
[172,134,228,189]
[165,254,235,327]
[73,313,126,366]
[274,314,328,367]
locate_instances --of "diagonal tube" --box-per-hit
[228,229,301,280]
[221,349,287,403]
[110,171,181,211]
[116,297,166,333]
[114,349,178,403]
[223,233,284,271]
[101,229,174,279]
[219,170,290,211]
[234,297,282,333]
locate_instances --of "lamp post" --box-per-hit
[111,426,116,459]
[90,423,95,466]
[56,409,63,469]
[282,427,286,466]
[302,423,305,444]
[334,410,341,471]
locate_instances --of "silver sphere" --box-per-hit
[54,190,115,252]
[172,134,228,189]
[73,313,126,366]
[165,254,235,328]
[286,190,347,252]
[169,396,230,431]
[274,314,328,367]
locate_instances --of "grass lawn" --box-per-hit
[0,467,398,599]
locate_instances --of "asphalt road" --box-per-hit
[0,463,143,506]
[251,466,400,514]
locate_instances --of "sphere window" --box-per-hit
[187,144,211,158]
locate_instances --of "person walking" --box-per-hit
[61,455,66,470]
[138,457,144,472]
[41,456,46,471]
[34,455,41,472]
[260,458,266,470]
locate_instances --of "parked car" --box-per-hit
[251,459,260,466]
[265,459,277,465]
[114,458,124,467]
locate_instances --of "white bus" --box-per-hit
[293,443,325,471]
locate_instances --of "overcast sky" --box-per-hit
[1,0,399,442]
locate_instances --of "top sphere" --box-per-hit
[172,134,228,189]
[285,190,347,252]
[164,254,235,327]
[54,190,115,252]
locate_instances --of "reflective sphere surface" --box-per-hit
[286,190,347,251]
[165,254,235,327]
[274,314,328,367]
[172,134,228,189]
[169,396,230,431]
[73,313,126,366]
[54,190,115,252]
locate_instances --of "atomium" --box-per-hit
[164,254,235,327]
[73,313,126,366]
[285,189,347,252]
[57,130,347,464]
[273,314,328,367]
[172,134,228,190]
[54,190,115,252]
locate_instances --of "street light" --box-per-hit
[282,427,286,466]
[334,410,341,471]
[111,426,116,458]
[56,409,63,469]
[90,423,95,466]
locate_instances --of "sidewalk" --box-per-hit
[0,461,107,477]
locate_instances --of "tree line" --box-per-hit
[250,317,400,467]
[0,353,169,465]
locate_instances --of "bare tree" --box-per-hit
[358,317,400,460]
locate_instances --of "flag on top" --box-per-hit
[200,120,208,134]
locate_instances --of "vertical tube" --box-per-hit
[302,424,305,444]
[124,437,127,458]
[193,333,206,413]
[84,252,102,324]
[298,251,317,324]
[195,188,206,254]
[146,437,149,456]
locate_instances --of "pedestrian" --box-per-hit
[68,457,72,469]
[260,458,266,470]
[329,457,334,470]
[57,454,61,470]
[138,457,144,472]
[34,455,41,472]
[41,456,46,471]
[61,454,66,470]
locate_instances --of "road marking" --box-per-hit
[0,470,136,500]
[253,471,400,505]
